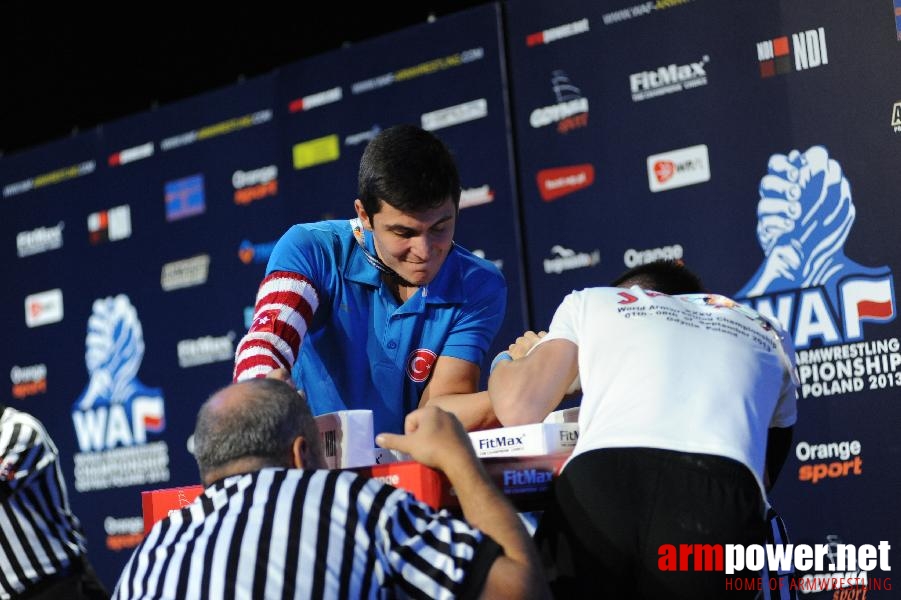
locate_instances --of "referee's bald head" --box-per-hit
[193,379,324,485]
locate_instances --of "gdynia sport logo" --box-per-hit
[658,540,892,593]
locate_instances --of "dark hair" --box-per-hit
[611,259,705,295]
[358,124,461,217]
[193,379,323,481]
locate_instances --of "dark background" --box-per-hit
[3,2,899,594]
[1,1,491,157]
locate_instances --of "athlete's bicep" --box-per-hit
[420,355,480,402]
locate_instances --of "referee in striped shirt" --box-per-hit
[0,403,108,599]
[113,378,548,599]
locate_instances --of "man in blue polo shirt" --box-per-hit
[234,124,506,435]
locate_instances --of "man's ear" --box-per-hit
[291,435,326,469]
[291,436,307,469]
[354,199,372,230]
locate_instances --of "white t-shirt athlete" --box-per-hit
[535,285,798,498]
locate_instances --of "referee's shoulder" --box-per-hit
[321,468,408,500]
[3,408,46,439]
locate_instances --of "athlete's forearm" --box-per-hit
[234,271,319,381]
[421,391,500,431]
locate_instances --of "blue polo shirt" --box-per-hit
[266,220,506,435]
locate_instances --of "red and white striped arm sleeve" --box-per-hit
[233,271,320,381]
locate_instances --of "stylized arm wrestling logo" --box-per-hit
[71,295,166,471]
[739,146,856,298]
[76,295,147,409]
[736,146,894,348]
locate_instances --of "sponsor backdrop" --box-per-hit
[506,0,900,595]
[0,5,526,587]
[2,0,898,593]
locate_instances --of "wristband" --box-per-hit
[490,351,513,374]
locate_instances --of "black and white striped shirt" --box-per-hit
[113,468,501,599]
[0,406,88,599]
[757,506,800,600]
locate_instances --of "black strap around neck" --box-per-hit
[349,218,416,287]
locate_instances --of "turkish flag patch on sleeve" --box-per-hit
[249,309,280,334]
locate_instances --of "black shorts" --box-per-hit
[534,447,766,600]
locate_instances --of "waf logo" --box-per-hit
[736,146,895,355]
[406,349,437,383]
[72,295,166,452]
[757,27,828,78]
[71,295,170,491]
[536,164,595,202]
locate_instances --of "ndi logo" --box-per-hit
[88,205,131,244]
[71,295,169,491]
[757,27,828,78]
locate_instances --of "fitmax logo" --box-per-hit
[479,435,525,450]
[503,469,554,486]
[629,56,709,102]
